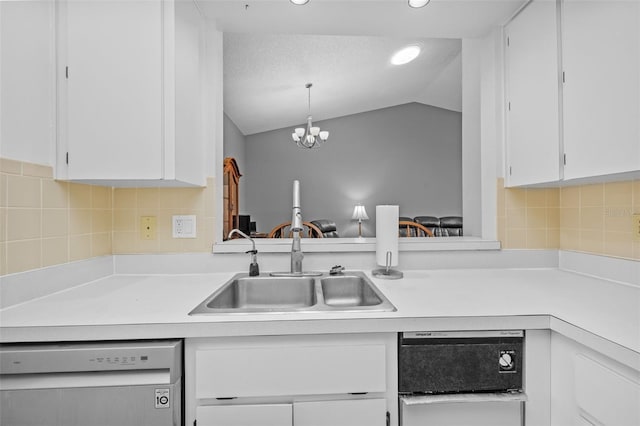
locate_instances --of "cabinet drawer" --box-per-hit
[294,398,386,426]
[196,404,292,426]
[195,344,386,398]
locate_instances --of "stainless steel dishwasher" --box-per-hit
[0,339,182,426]
[399,330,527,426]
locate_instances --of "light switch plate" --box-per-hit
[172,215,197,238]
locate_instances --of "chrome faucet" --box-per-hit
[269,181,321,277]
[290,180,303,274]
[228,229,259,276]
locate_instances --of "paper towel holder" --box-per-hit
[372,251,403,279]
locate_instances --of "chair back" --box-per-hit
[399,220,434,237]
[268,221,323,238]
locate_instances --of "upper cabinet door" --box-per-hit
[56,0,206,187]
[505,0,562,187]
[60,0,163,181]
[561,0,640,180]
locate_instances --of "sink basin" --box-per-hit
[192,276,317,313]
[321,276,383,307]
[189,271,396,315]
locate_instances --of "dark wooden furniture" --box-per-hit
[223,157,241,240]
[268,221,324,238]
[399,220,435,237]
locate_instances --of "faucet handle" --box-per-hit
[330,265,345,275]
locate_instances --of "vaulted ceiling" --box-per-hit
[198,0,527,135]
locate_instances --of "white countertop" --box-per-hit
[1,268,638,366]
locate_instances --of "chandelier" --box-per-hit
[292,83,329,149]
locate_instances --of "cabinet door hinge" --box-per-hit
[509,166,512,176]
[508,101,511,111]
[562,71,565,83]
[65,66,69,79]
[66,152,69,164]
[563,153,567,165]
[507,36,510,47]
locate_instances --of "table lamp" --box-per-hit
[352,204,369,238]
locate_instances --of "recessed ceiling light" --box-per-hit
[290,0,310,5]
[408,0,430,8]
[390,45,421,66]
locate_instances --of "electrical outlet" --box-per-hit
[173,215,197,238]
[633,214,640,241]
[140,216,157,240]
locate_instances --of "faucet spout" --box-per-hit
[291,180,304,274]
[269,180,321,277]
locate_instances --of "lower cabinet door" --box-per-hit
[293,398,386,426]
[575,355,640,426]
[196,404,292,426]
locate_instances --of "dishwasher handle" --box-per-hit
[0,369,171,391]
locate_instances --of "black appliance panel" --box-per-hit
[399,333,523,394]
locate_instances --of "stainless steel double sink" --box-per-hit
[189,271,396,314]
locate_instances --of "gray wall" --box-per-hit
[242,103,462,237]
[223,113,247,213]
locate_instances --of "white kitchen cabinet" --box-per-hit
[194,343,386,398]
[185,334,397,426]
[504,0,562,187]
[550,332,640,426]
[196,404,292,426]
[561,0,640,181]
[504,0,640,187]
[56,0,205,187]
[293,399,386,426]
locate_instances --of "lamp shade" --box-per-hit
[352,204,369,221]
[408,0,430,8]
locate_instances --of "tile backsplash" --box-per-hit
[1,158,216,276]
[496,178,560,250]
[111,181,215,254]
[2,157,637,276]
[498,178,640,260]
[1,158,112,275]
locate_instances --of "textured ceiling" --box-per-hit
[224,34,462,135]
[200,0,527,135]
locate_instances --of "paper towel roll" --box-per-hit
[376,205,399,267]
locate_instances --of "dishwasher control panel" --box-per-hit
[0,340,182,376]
